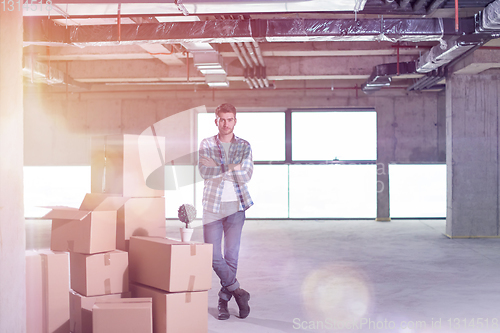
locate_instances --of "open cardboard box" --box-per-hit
[45,193,128,254]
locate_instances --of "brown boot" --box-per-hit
[218,298,230,320]
[232,288,250,319]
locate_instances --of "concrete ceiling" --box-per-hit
[22,0,500,95]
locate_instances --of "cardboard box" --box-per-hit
[129,236,212,292]
[26,250,70,333]
[91,134,165,197]
[69,290,131,333]
[116,197,166,251]
[92,298,153,333]
[70,250,129,297]
[130,283,207,333]
[46,193,127,254]
[93,298,153,333]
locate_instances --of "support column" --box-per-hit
[446,74,500,237]
[0,8,26,333]
[375,98,394,222]
[376,161,390,221]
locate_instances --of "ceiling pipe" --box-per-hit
[229,42,248,68]
[236,42,253,69]
[244,42,260,67]
[230,41,254,89]
[399,0,411,9]
[252,41,266,67]
[426,0,447,15]
[413,0,427,12]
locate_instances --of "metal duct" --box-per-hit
[362,1,500,94]
[416,39,476,73]
[361,61,416,94]
[407,67,446,91]
[22,55,90,89]
[23,17,475,46]
[480,0,500,31]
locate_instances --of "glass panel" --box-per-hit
[198,112,285,161]
[246,165,288,218]
[292,111,376,161]
[389,164,446,218]
[165,165,196,218]
[289,164,377,218]
[194,165,288,219]
[24,166,91,218]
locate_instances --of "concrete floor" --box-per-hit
[27,219,500,333]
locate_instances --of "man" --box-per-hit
[198,103,254,320]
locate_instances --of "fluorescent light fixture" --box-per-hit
[207,81,230,87]
[205,74,229,87]
[156,15,201,23]
[199,68,227,75]
[53,17,135,26]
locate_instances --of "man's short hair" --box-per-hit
[215,103,236,117]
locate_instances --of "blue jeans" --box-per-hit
[203,201,245,301]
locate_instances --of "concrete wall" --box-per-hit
[446,74,500,237]
[0,8,26,333]
[24,89,446,166]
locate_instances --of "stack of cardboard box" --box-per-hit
[128,236,213,333]
[27,133,212,333]
[43,193,131,333]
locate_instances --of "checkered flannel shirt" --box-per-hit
[198,134,254,213]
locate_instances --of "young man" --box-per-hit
[198,103,254,320]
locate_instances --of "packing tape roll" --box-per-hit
[104,253,111,266]
[190,243,196,256]
[188,275,195,291]
[104,278,111,294]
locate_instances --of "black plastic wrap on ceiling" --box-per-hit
[24,17,476,46]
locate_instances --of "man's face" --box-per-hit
[216,112,237,136]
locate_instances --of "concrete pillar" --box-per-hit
[376,162,390,221]
[375,98,394,222]
[446,74,500,237]
[0,8,26,333]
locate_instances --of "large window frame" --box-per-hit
[185,108,378,219]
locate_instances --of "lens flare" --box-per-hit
[301,264,371,327]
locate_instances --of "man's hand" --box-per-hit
[200,157,218,167]
[229,163,242,171]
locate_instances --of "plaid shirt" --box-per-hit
[198,134,254,213]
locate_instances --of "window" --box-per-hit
[389,164,446,218]
[289,164,377,218]
[292,111,376,161]
[197,112,285,161]
[24,166,91,218]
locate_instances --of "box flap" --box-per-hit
[79,193,129,211]
[42,207,90,220]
